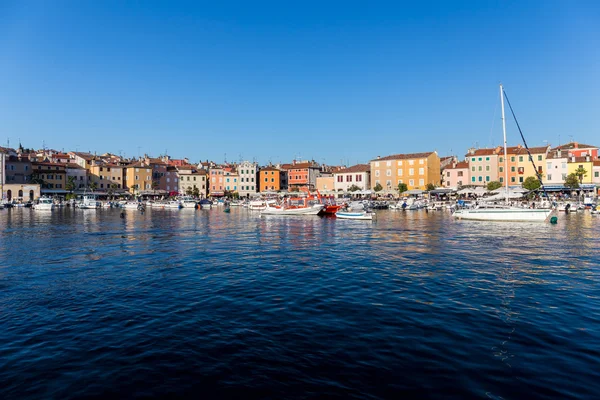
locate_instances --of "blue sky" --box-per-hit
[1,1,598,165]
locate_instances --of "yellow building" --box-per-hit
[124,161,153,194]
[316,175,335,192]
[89,161,125,191]
[369,151,440,191]
[567,156,594,184]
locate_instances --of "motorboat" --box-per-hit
[77,194,100,209]
[164,201,183,209]
[121,201,143,210]
[261,203,324,216]
[33,196,55,211]
[335,211,375,220]
[179,196,198,209]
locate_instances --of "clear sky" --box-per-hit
[1,0,598,165]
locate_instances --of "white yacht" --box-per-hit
[179,196,198,209]
[33,196,55,211]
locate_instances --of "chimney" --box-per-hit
[557,149,562,158]
[571,156,576,162]
[377,155,381,159]
[586,155,590,162]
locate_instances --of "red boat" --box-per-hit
[299,188,344,215]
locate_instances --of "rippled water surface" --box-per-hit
[1,207,599,399]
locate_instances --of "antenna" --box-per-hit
[224,153,227,163]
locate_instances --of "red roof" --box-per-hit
[446,161,469,169]
[371,152,435,162]
[335,164,370,174]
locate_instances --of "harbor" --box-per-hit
[1,207,599,398]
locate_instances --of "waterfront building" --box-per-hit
[259,166,284,192]
[5,154,32,185]
[554,142,598,159]
[2,183,41,202]
[370,151,440,191]
[89,160,125,192]
[177,165,206,197]
[144,157,168,192]
[333,164,370,192]
[165,166,179,194]
[66,163,88,191]
[444,161,469,188]
[237,161,258,198]
[465,148,500,186]
[31,161,67,197]
[498,145,549,185]
[567,156,594,184]
[124,160,154,194]
[316,175,335,192]
[544,148,569,186]
[223,167,239,195]
[208,165,225,197]
[280,160,321,190]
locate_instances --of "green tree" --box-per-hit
[487,181,502,191]
[522,176,541,191]
[348,184,361,192]
[397,183,408,193]
[66,176,76,193]
[30,176,47,188]
[89,181,98,191]
[374,183,383,192]
[192,186,200,198]
[185,186,193,196]
[426,183,436,191]
[574,167,587,184]
[564,173,580,189]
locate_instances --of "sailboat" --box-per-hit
[453,85,553,222]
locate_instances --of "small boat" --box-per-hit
[164,201,183,209]
[33,196,55,211]
[77,193,101,209]
[199,199,213,209]
[335,211,375,220]
[179,196,198,209]
[121,201,143,210]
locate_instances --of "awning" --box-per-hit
[429,188,455,194]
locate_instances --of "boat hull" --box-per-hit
[335,211,374,220]
[453,208,552,221]
[261,205,323,216]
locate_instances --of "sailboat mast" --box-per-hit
[500,84,509,204]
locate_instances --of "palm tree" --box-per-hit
[574,167,587,184]
[66,176,76,193]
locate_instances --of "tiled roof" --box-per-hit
[446,161,469,169]
[465,148,498,156]
[554,142,597,150]
[498,145,548,155]
[371,152,434,162]
[568,156,595,163]
[334,164,370,174]
[71,152,94,160]
[593,160,600,167]
[260,166,280,172]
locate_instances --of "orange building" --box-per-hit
[124,160,153,194]
[259,166,283,192]
[498,145,549,185]
[369,151,440,191]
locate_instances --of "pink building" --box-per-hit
[444,161,469,188]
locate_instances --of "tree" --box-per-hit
[185,186,193,196]
[564,173,580,189]
[522,176,541,191]
[574,167,587,184]
[30,176,47,188]
[397,183,408,193]
[192,187,200,198]
[487,181,502,191]
[348,184,361,192]
[89,181,98,191]
[426,183,436,192]
[66,176,76,193]
[374,183,383,192]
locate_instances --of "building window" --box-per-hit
[398,161,402,166]
[511,167,515,172]
[485,157,490,161]
[356,175,362,182]
[457,171,463,177]
[472,177,476,182]
[478,166,482,172]
[398,169,403,176]
[386,161,391,167]
[419,179,424,186]
[486,176,490,182]
[499,157,503,163]
[478,176,482,182]
[478,157,482,161]
[519,177,524,183]
[375,170,380,177]
[548,174,552,180]
[418,168,424,175]
[511,177,516,182]
[375,162,380,167]
[409,179,414,186]
[511,157,515,162]
[409,168,414,175]
[471,167,475,172]
[471,158,476,162]
[538,155,542,161]
[408,160,414,165]
[337,176,343,182]
[346,175,352,182]
[386,170,391,176]
[419,159,424,165]
[500,177,504,182]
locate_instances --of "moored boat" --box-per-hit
[33,196,55,211]
[335,211,375,220]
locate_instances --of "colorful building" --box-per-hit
[224,168,239,194]
[466,148,500,186]
[31,162,67,196]
[124,161,154,194]
[280,160,321,190]
[316,175,335,192]
[444,161,469,188]
[208,165,225,197]
[259,166,283,192]
[370,151,440,191]
[333,164,370,192]
[237,161,258,198]
[498,145,549,185]
[544,148,569,185]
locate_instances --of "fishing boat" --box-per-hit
[335,211,375,220]
[33,196,55,210]
[453,85,553,222]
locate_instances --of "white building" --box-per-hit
[545,149,569,185]
[237,161,258,198]
[333,164,370,192]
